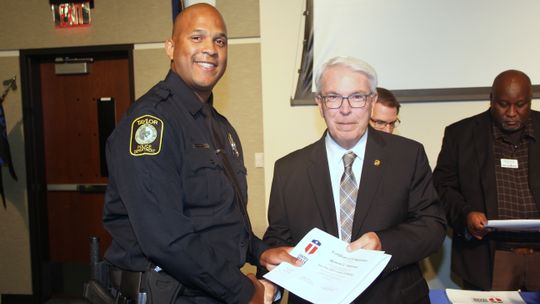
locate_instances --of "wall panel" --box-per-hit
[0,56,31,294]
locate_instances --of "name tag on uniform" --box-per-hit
[500,158,518,169]
[192,143,210,149]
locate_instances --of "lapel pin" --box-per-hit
[374,159,381,166]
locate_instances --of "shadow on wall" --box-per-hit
[420,230,462,289]
[5,119,27,226]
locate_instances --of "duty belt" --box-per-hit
[110,266,205,304]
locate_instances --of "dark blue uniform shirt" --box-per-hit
[103,70,267,303]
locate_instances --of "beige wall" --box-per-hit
[0,0,264,295]
[0,55,31,294]
[0,1,170,50]
[214,43,266,237]
[217,0,260,38]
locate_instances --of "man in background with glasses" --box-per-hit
[370,87,401,134]
[261,56,446,303]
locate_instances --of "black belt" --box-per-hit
[110,267,205,303]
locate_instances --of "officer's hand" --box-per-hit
[247,273,264,304]
[467,211,489,240]
[259,278,277,304]
[347,232,382,251]
[260,246,302,271]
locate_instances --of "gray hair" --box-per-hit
[314,56,378,93]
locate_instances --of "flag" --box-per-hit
[0,77,18,209]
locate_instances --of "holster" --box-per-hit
[110,267,144,304]
[83,280,115,304]
[83,261,115,304]
[111,266,198,304]
[142,269,183,304]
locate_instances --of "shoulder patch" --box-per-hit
[130,115,164,156]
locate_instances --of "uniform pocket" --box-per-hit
[183,150,223,213]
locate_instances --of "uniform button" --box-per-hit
[240,241,246,247]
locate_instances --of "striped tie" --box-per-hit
[340,152,358,242]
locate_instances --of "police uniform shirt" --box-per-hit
[103,70,267,303]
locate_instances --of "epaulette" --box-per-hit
[153,81,172,101]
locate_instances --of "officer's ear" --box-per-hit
[165,39,174,61]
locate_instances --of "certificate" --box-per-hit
[263,228,391,304]
[446,289,525,304]
[485,219,540,232]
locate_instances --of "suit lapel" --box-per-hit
[474,111,498,218]
[306,135,339,237]
[352,129,385,238]
[528,112,540,211]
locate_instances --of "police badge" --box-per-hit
[130,114,164,156]
[227,133,239,158]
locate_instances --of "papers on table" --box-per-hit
[485,219,540,232]
[446,289,525,304]
[263,228,391,304]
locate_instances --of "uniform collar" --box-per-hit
[164,70,213,118]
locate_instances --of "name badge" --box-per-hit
[500,158,518,169]
[192,143,210,149]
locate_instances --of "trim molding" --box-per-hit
[0,50,20,57]
[394,85,540,103]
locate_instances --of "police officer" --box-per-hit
[103,4,297,303]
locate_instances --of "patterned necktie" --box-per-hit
[340,151,358,242]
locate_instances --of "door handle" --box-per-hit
[77,184,107,193]
[47,184,107,193]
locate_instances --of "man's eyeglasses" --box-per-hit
[318,93,374,109]
[370,118,401,129]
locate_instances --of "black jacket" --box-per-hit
[433,110,540,290]
[264,130,446,303]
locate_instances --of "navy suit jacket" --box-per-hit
[264,128,446,304]
[433,110,540,290]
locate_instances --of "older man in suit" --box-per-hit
[433,69,540,291]
[262,56,446,303]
